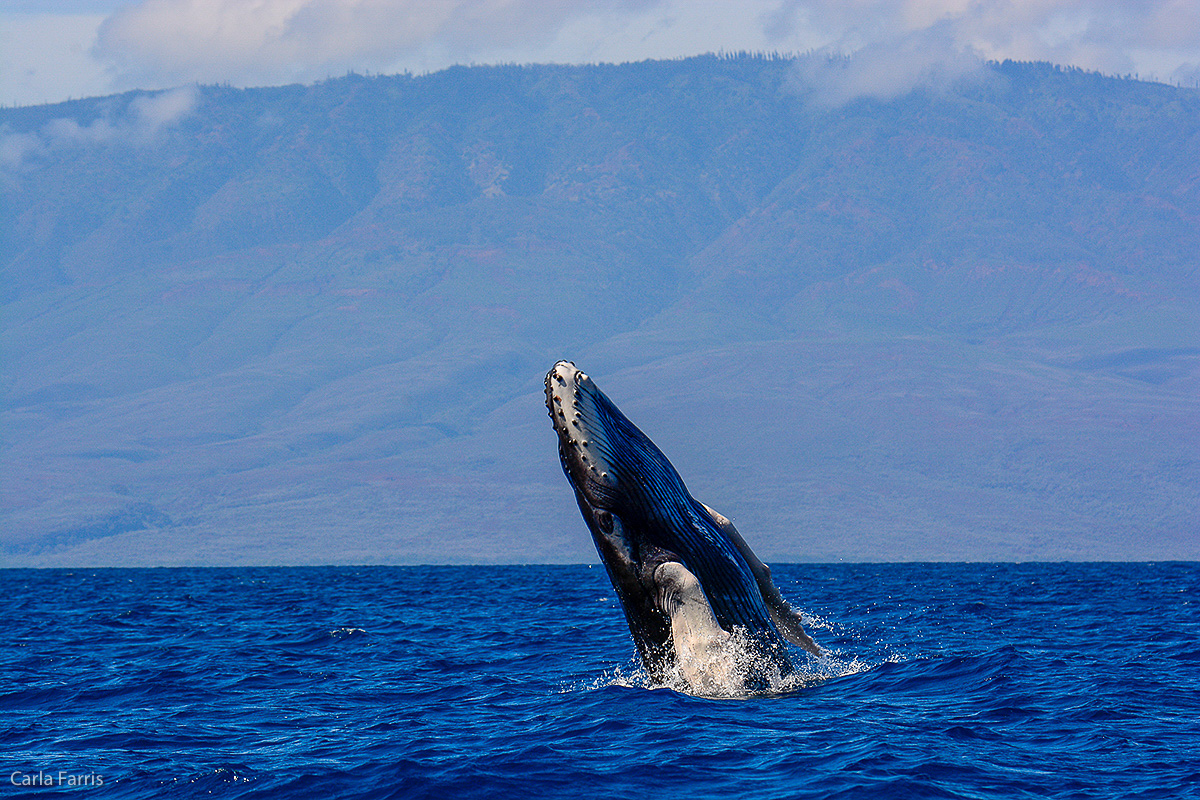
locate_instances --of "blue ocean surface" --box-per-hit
[2,563,1197,798]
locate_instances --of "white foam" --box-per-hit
[563,645,897,699]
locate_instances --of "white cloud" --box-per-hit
[44,84,198,143]
[793,25,987,105]
[93,0,662,88]
[92,0,1200,91]
[779,0,1200,102]
[1,85,198,172]
[2,0,1198,106]
[520,0,816,67]
[0,128,42,171]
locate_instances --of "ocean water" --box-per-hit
[2,563,1197,799]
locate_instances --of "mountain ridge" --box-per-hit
[2,56,1197,565]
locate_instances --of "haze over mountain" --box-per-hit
[2,56,1197,566]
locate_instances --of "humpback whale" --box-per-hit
[545,361,819,693]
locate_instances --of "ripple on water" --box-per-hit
[1,564,1196,800]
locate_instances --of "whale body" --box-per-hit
[545,361,818,693]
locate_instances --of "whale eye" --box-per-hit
[595,509,613,533]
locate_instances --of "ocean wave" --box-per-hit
[1,563,1196,799]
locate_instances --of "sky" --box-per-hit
[2,0,1199,108]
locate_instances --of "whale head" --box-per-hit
[544,360,689,529]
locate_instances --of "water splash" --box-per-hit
[565,639,888,699]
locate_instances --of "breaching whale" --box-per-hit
[545,361,819,693]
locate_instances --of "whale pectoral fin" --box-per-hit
[654,561,726,643]
[653,561,738,689]
[766,597,821,656]
[700,503,822,657]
